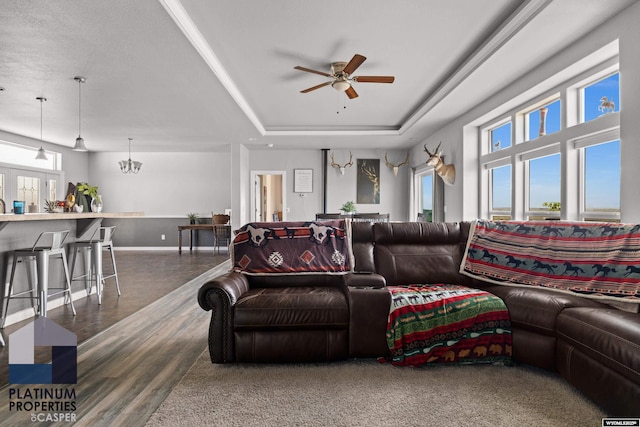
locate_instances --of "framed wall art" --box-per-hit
[294,169,313,193]
[356,159,380,204]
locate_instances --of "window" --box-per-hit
[489,164,511,220]
[0,141,64,211]
[527,153,560,219]
[490,122,511,152]
[478,58,620,222]
[413,168,443,222]
[582,139,620,220]
[0,140,61,171]
[526,99,561,141]
[420,173,433,221]
[582,73,620,123]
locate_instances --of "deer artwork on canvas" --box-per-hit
[360,161,380,204]
[424,142,456,186]
[384,152,410,176]
[330,151,353,175]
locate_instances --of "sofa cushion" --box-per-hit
[484,285,606,335]
[372,222,471,286]
[557,307,640,384]
[234,287,349,329]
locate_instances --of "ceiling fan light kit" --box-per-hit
[295,54,394,99]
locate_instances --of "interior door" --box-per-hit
[250,170,286,222]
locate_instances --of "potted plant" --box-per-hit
[542,201,561,220]
[340,201,356,215]
[187,212,199,224]
[76,182,99,212]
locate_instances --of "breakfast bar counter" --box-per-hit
[0,212,144,234]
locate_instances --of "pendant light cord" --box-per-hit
[78,79,82,136]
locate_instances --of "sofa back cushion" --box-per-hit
[351,222,376,273]
[231,220,352,277]
[372,222,472,286]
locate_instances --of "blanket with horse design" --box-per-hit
[460,220,640,302]
[384,284,512,366]
[231,220,351,275]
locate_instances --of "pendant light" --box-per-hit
[72,76,88,151]
[35,97,48,160]
[118,138,142,174]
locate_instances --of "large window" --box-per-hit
[479,61,620,222]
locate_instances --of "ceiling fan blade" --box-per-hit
[342,54,366,75]
[300,81,331,93]
[345,86,358,99]
[294,66,331,77]
[353,76,395,83]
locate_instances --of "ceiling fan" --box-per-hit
[294,54,394,99]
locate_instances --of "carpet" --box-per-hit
[146,351,606,427]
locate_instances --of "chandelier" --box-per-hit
[118,138,142,174]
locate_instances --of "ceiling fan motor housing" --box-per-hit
[331,62,350,91]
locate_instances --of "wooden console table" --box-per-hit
[177,224,231,254]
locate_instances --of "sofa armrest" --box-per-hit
[344,272,386,288]
[198,271,250,311]
[197,272,250,363]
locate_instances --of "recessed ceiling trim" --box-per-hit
[158,0,266,135]
[265,129,400,137]
[399,0,553,134]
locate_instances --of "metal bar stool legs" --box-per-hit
[1,230,76,329]
[70,226,121,305]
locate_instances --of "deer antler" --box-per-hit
[330,151,353,175]
[424,142,442,156]
[385,152,410,176]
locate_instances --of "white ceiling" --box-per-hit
[0,0,636,153]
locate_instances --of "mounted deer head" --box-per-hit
[384,152,410,176]
[330,151,353,175]
[424,142,456,186]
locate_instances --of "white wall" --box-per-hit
[88,151,231,218]
[247,148,410,222]
[410,2,640,222]
[325,149,410,221]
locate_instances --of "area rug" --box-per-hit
[146,350,606,427]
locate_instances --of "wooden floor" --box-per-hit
[0,249,230,426]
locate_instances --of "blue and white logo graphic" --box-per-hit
[9,317,77,384]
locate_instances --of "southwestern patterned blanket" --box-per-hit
[231,220,351,275]
[461,220,640,302]
[384,284,512,366]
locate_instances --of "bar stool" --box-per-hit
[69,226,121,305]
[1,230,76,329]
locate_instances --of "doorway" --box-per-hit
[250,170,286,222]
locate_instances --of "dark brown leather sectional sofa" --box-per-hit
[198,221,640,416]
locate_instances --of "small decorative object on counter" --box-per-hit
[13,200,25,214]
[187,212,198,224]
[91,195,103,213]
[44,200,57,213]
